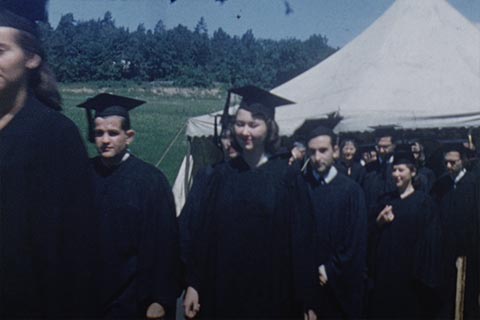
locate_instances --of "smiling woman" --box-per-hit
[0,1,99,317]
[367,149,442,318]
[182,86,299,318]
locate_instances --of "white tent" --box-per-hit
[174,0,480,212]
[186,0,480,137]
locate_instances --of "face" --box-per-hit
[94,116,134,160]
[342,141,357,161]
[220,130,239,159]
[308,135,337,174]
[392,163,415,191]
[234,108,268,152]
[376,136,395,158]
[411,142,422,160]
[444,151,463,177]
[0,27,40,95]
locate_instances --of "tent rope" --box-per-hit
[156,122,187,168]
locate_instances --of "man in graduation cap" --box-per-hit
[78,93,180,319]
[292,126,367,319]
[431,142,480,318]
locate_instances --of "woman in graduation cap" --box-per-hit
[367,148,442,318]
[0,0,99,317]
[183,86,300,318]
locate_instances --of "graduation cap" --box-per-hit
[216,85,294,152]
[77,93,146,143]
[0,0,48,36]
[393,144,416,166]
[228,85,294,121]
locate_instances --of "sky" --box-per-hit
[48,0,480,48]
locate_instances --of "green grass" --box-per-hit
[60,83,224,184]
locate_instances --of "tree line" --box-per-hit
[39,12,337,88]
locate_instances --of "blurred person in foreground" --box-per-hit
[0,0,99,317]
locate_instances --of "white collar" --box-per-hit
[313,165,338,185]
[454,168,467,185]
[121,151,130,163]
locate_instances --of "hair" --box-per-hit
[264,117,281,154]
[307,126,337,147]
[375,134,396,145]
[234,110,281,154]
[16,29,62,110]
[220,122,241,153]
[340,138,357,150]
[395,162,416,172]
[119,116,131,131]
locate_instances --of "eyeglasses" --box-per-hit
[444,160,460,166]
[376,145,392,151]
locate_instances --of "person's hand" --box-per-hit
[376,205,395,226]
[288,146,305,165]
[146,302,165,319]
[318,265,328,286]
[304,309,317,320]
[289,147,303,165]
[184,286,200,319]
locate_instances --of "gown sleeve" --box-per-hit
[136,170,181,315]
[323,184,367,317]
[413,195,442,289]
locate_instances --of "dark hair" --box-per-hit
[119,116,131,131]
[307,126,337,147]
[375,134,396,145]
[264,117,281,154]
[393,162,416,172]
[234,110,281,154]
[16,29,62,110]
[340,139,357,150]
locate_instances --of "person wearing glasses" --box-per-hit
[431,143,480,319]
[363,127,398,212]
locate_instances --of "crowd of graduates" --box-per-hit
[0,1,479,319]
[180,96,480,319]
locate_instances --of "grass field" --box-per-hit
[60,82,224,184]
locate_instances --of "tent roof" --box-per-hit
[186,0,480,137]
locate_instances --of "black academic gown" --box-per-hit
[0,95,99,317]
[414,165,436,194]
[92,155,180,318]
[363,158,397,212]
[187,156,298,318]
[367,191,442,318]
[179,163,218,289]
[431,172,480,318]
[335,159,366,186]
[294,167,367,319]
